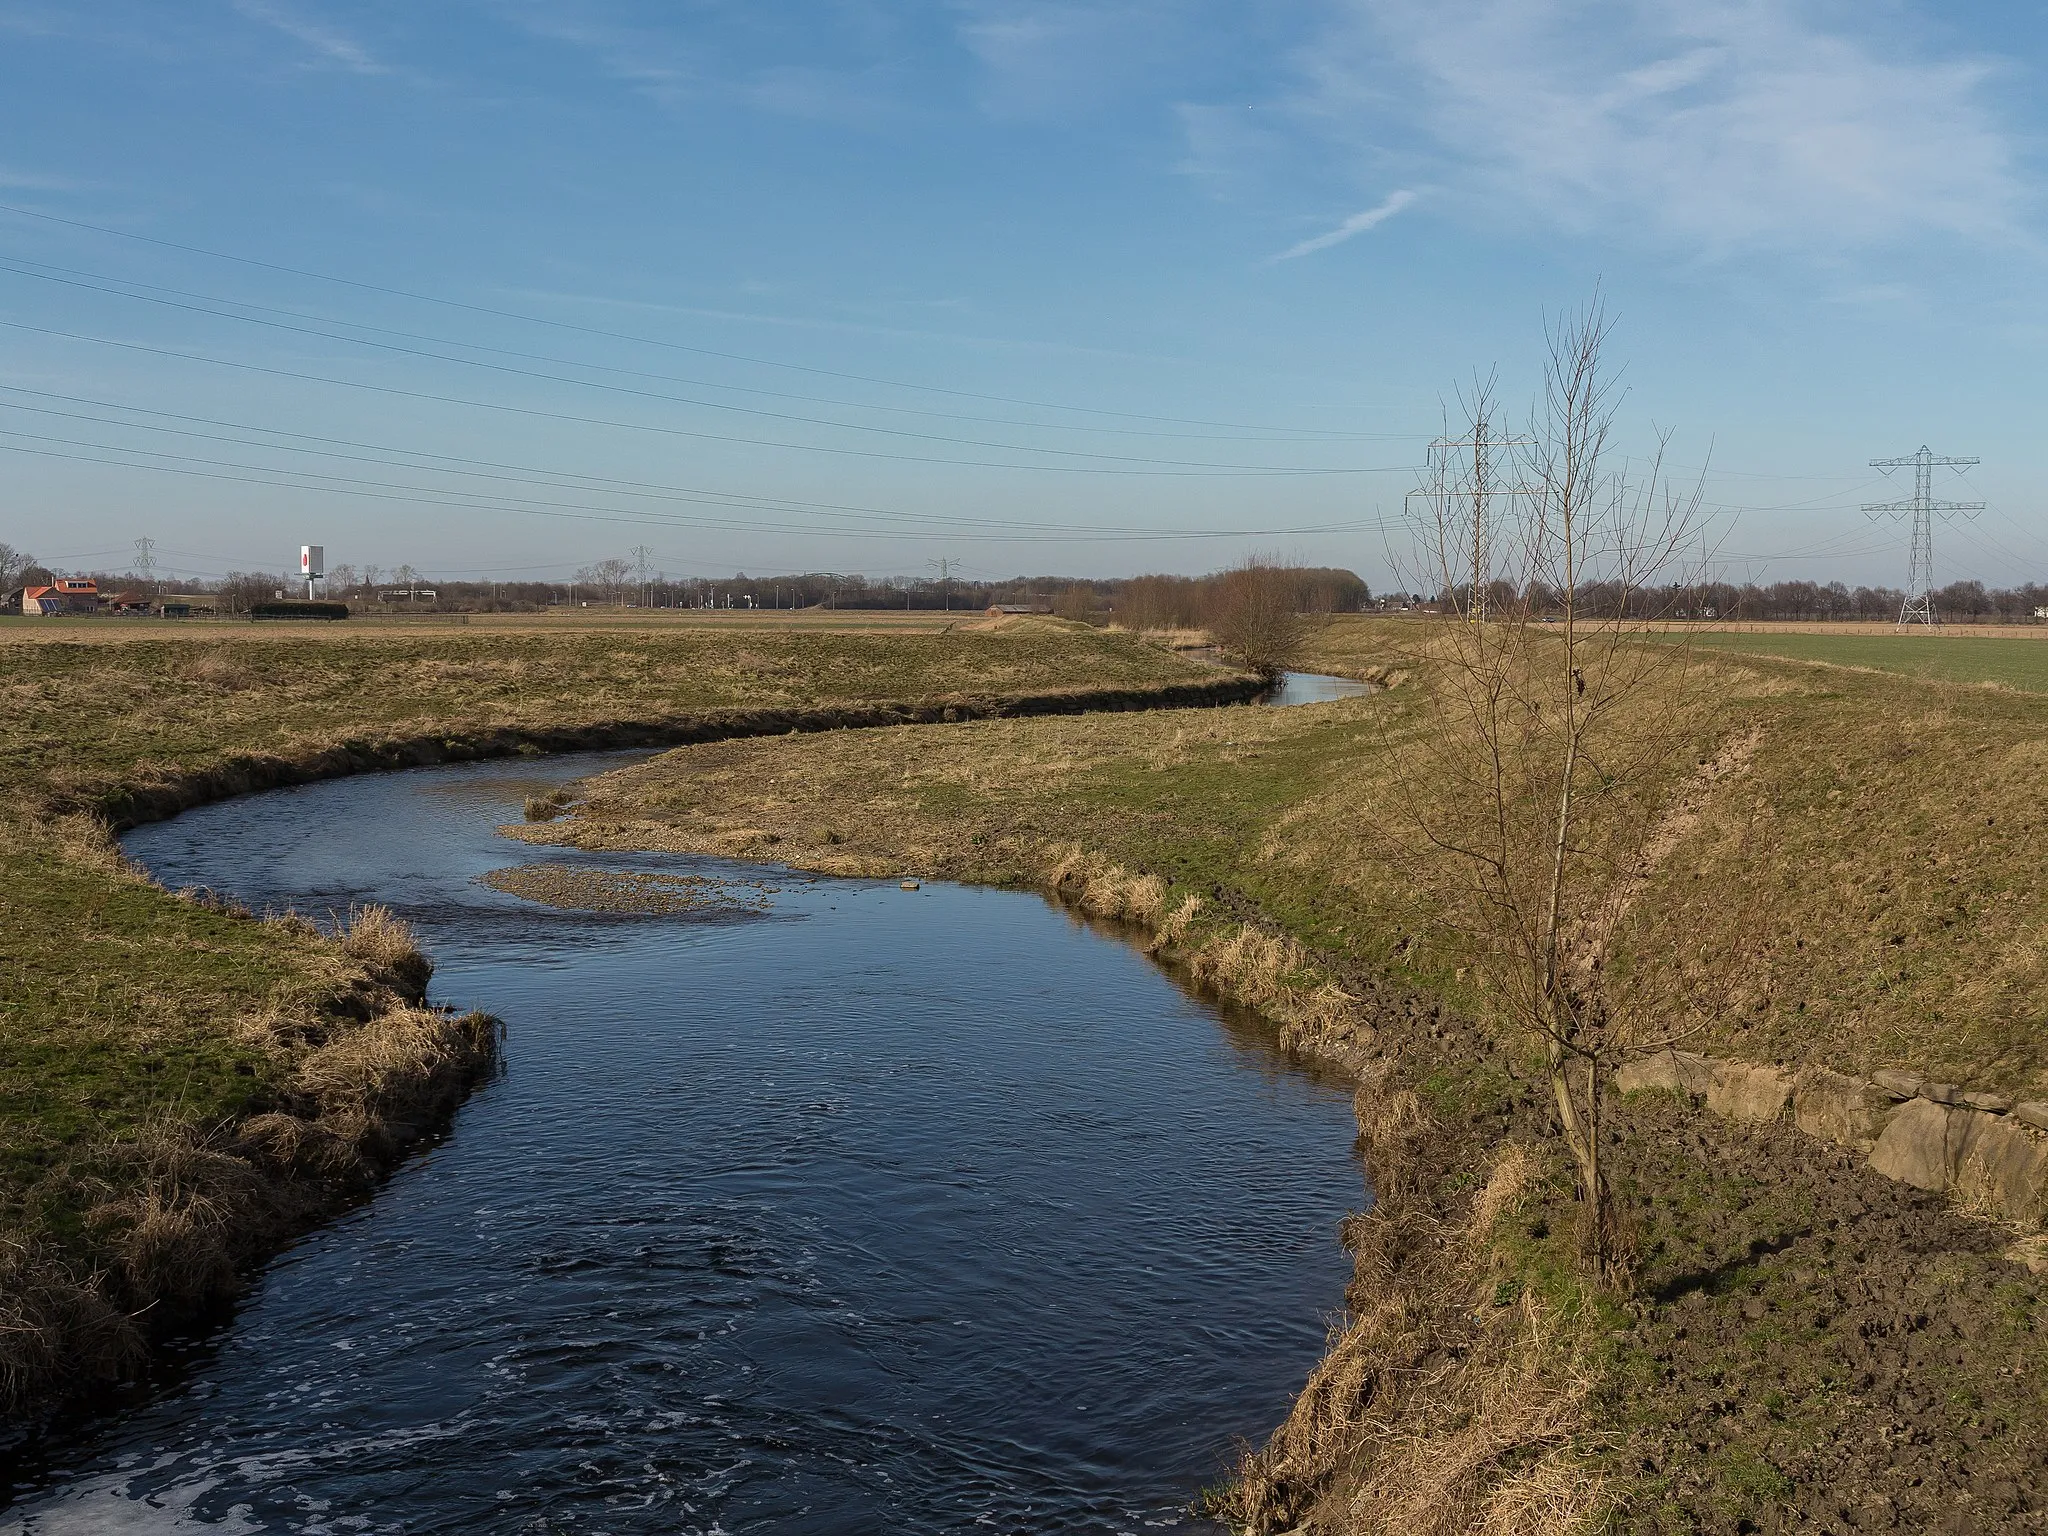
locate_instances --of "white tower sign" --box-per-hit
[300,545,324,600]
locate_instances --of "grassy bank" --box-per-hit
[0,614,1227,1422]
[531,615,2048,1529]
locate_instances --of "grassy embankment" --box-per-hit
[0,614,1231,1420]
[529,616,2048,1532]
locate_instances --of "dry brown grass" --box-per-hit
[334,904,433,993]
[0,1239,143,1416]
[1334,1298,1604,1536]
[291,1004,498,1134]
[86,1121,274,1308]
[1215,1086,1605,1536]
[1466,1143,1541,1246]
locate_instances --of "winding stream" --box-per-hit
[5,694,1369,1534]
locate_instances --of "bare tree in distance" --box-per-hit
[0,543,34,592]
[1208,556,1316,680]
[1384,300,1719,1284]
[580,558,634,607]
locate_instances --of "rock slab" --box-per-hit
[1794,1067,1891,1153]
[1706,1061,1794,1122]
[1868,1099,2048,1220]
[1949,1113,2048,1223]
[1869,1098,1954,1192]
[1616,1049,1717,1099]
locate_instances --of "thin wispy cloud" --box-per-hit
[1271,189,1416,260]
[0,165,86,191]
[230,0,385,74]
[952,0,1213,118]
[487,2,905,122]
[1299,0,2029,259]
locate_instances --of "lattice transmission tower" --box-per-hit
[1863,446,1981,627]
[1410,414,1531,621]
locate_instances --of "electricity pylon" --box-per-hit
[1409,416,1531,621]
[1863,446,1981,627]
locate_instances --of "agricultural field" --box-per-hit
[1683,625,2048,692]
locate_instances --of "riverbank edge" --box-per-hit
[2,917,501,1434]
[69,674,1265,832]
[513,763,1602,1527]
[3,672,1261,1433]
[523,770,2048,1528]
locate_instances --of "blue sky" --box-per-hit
[1,0,2043,590]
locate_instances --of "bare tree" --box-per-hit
[580,558,634,606]
[360,563,383,598]
[393,564,420,603]
[1386,301,1714,1283]
[218,571,283,614]
[0,543,35,592]
[1208,556,1314,679]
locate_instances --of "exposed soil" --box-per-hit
[1162,905,2047,1532]
[1605,1095,2047,1533]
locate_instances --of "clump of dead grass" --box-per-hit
[85,1122,274,1309]
[1190,922,1369,1059]
[1467,1142,1542,1246]
[334,903,432,995]
[524,788,571,822]
[1151,892,1203,953]
[182,649,259,691]
[48,812,137,878]
[0,1238,144,1416]
[1045,844,1169,929]
[1334,1297,1606,1536]
[293,1005,499,1137]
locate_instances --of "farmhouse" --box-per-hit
[985,603,1050,617]
[18,585,69,616]
[20,578,103,615]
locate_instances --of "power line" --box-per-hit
[0,392,1234,534]
[0,253,1396,443]
[0,400,1390,539]
[0,438,1400,544]
[0,319,1403,479]
[0,199,1387,436]
[0,261,1387,468]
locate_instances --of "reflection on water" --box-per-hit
[1261,671,1375,707]
[3,753,1363,1534]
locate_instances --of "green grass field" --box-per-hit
[1685,629,2048,692]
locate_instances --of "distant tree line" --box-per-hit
[13,537,2048,626]
[12,559,1375,619]
[1436,576,2048,625]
